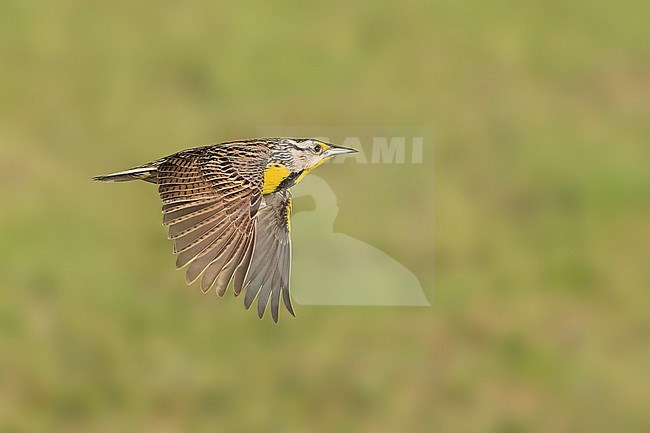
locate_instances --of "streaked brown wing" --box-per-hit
[158,143,270,296]
[243,190,294,322]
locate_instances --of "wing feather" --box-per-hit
[157,143,270,294]
[197,229,246,293]
[243,237,278,309]
[243,190,293,322]
[212,230,254,296]
[174,215,230,257]
[232,232,256,296]
[281,244,295,316]
[167,203,224,238]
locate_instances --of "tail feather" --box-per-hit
[93,165,158,183]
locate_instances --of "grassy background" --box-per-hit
[1,0,648,432]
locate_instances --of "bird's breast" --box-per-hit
[262,164,301,194]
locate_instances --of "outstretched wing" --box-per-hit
[158,143,270,297]
[243,189,294,322]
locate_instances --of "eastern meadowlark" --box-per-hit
[94,138,357,322]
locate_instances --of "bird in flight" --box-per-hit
[94,138,357,322]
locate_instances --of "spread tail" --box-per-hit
[93,164,159,183]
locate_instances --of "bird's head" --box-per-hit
[261,138,357,194]
[275,138,357,174]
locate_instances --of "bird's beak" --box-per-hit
[324,144,358,158]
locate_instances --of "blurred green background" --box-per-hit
[1,0,648,432]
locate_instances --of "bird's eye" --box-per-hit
[312,144,322,153]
